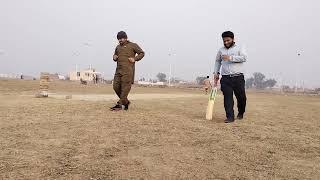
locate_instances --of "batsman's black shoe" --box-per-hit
[224,118,235,123]
[110,104,122,111]
[124,101,131,111]
[237,114,244,120]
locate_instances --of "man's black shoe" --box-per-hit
[237,114,244,120]
[110,104,122,111]
[224,118,235,123]
[124,101,131,111]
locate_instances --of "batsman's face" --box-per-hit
[118,38,127,45]
[223,37,234,48]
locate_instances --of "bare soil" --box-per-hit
[0,80,319,179]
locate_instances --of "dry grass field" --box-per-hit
[0,79,319,179]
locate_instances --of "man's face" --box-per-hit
[223,37,234,48]
[118,38,127,45]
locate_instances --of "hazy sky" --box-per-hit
[0,0,319,87]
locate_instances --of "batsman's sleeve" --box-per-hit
[230,46,247,63]
[214,50,222,75]
[133,43,145,61]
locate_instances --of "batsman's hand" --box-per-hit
[222,55,232,61]
[214,81,218,87]
[213,74,219,86]
[113,55,118,61]
[128,57,135,63]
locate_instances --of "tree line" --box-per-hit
[196,72,277,89]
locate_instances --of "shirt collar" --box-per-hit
[120,40,130,46]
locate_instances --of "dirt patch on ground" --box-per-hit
[1,80,320,179]
[46,93,205,102]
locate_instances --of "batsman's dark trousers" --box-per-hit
[220,74,247,119]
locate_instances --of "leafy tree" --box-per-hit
[246,72,277,89]
[196,76,207,85]
[246,77,254,89]
[263,79,277,88]
[157,73,167,82]
[253,72,266,89]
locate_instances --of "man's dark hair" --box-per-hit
[207,76,209,78]
[117,31,127,40]
[222,31,234,39]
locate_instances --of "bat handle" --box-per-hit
[213,81,218,87]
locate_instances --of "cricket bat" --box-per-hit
[206,86,218,120]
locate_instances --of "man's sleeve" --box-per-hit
[133,43,145,61]
[230,46,247,63]
[214,50,222,75]
[113,46,118,61]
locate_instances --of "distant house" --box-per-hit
[0,74,20,79]
[58,75,66,80]
[40,73,66,81]
[137,81,165,86]
[137,81,152,85]
[0,73,35,80]
[69,68,101,82]
[48,73,59,81]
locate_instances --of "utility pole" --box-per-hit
[295,52,301,93]
[168,52,175,86]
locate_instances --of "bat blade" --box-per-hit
[205,87,218,120]
[206,100,214,120]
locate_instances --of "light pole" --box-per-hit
[72,51,80,81]
[279,72,283,93]
[168,52,175,86]
[295,52,301,93]
[0,50,5,78]
[83,42,93,70]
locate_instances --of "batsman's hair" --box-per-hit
[207,76,210,78]
[222,31,234,39]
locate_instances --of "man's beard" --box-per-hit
[224,42,235,49]
[119,40,127,45]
